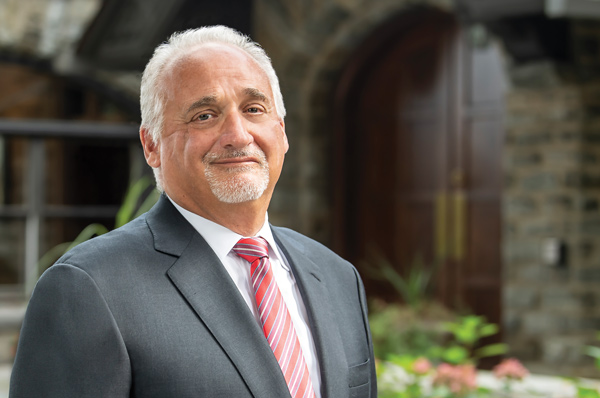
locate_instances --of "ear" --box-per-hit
[280,119,289,154]
[140,127,161,168]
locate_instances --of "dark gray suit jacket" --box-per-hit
[10,196,376,397]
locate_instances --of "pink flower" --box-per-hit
[493,358,529,381]
[412,357,432,375]
[433,363,477,395]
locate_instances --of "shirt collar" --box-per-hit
[167,196,288,270]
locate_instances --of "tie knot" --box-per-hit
[233,237,269,263]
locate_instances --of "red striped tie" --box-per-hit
[233,237,316,398]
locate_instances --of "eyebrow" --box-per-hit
[185,94,218,114]
[243,88,271,106]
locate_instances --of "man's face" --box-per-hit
[142,44,288,216]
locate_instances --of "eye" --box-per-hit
[246,107,263,114]
[195,113,214,121]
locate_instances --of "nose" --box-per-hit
[219,111,253,149]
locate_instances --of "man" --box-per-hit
[10,26,376,398]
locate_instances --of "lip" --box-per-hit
[210,157,259,166]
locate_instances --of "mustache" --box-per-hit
[202,148,267,165]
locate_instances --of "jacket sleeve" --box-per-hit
[10,263,131,397]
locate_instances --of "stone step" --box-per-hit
[0,364,9,398]
[0,305,26,330]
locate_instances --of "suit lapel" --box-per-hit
[272,227,349,398]
[146,197,291,398]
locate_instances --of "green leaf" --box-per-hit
[405,383,422,397]
[427,345,445,360]
[464,315,483,328]
[66,223,109,251]
[577,387,600,398]
[454,327,478,345]
[445,316,485,345]
[431,385,452,397]
[115,177,154,228]
[585,346,600,359]
[133,188,160,219]
[35,176,159,284]
[363,249,436,310]
[36,242,73,272]
[442,345,469,364]
[479,323,499,337]
[37,223,109,273]
[474,343,508,359]
[387,354,416,370]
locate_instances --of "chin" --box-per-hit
[210,176,269,204]
[206,165,270,204]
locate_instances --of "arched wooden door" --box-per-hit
[333,8,504,337]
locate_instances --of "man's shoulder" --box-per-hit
[56,215,154,268]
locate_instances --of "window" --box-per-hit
[0,122,142,296]
[0,62,144,297]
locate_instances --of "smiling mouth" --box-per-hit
[211,157,258,166]
[203,148,268,171]
[207,157,264,174]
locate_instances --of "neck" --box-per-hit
[208,203,267,237]
[169,193,270,237]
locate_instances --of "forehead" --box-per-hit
[164,44,272,98]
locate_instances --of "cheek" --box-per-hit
[267,141,287,173]
[262,125,287,154]
[167,131,205,160]
[160,135,193,173]
[186,129,222,156]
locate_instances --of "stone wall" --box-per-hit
[0,0,140,105]
[0,0,99,56]
[503,20,600,377]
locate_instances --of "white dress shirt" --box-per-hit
[168,197,322,397]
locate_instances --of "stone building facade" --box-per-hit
[3,0,600,378]
[503,21,600,376]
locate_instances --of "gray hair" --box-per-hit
[139,26,286,190]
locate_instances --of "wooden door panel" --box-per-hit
[334,10,503,352]
[464,287,502,323]
[397,121,446,192]
[467,201,502,277]
[468,119,503,193]
[394,200,436,263]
